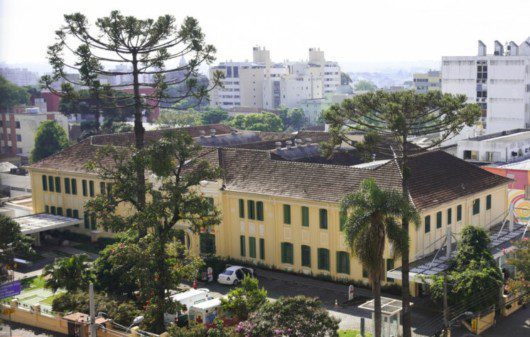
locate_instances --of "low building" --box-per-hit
[413,70,441,94]
[27,125,512,296]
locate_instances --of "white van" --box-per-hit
[188,297,222,325]
[165,288,211,325]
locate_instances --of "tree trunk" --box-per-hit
[152,232,168,333]
[373,273,383,337]
[401,143,412,337]
[131,51,147,230]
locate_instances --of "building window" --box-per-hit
[82,180,87,196]
[336,251,350,274]
[486,195,492,210]
[89,180,95,197]
[199,233,216,254]
[447,208,452,225]
[64,178,70,194]
[301,245,311,267]
[16,134,21,141]
[50,206,56,215]
[15,121,20,129]
[259,238,265,260]
[90,213,96,230]
[436,211,442,229]
[256,201,264,221]
[73,209,79,219]
[238,199,245,218]
[54,177,61,193]
[84,212,90,229]
[425,215,431,233]
[319,209,328,229]
[240,235,246,257]
[48,176,54,192]
[386,259,394,282]
[247,200,255,220]
[457,205,462,221]
[44,205,49,213]
[66,209,72,217]
[42,175,47,191]
[100,182,106,195]
[283,204,291,224]
[473,198,480,215]
[249,237,256,258]
[317,248,330,271]
[281,242,293,264]
[301,206,309,227]
[71,178,77,195]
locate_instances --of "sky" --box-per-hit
[1,0,529,73]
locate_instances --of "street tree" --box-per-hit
[200,106,229,125]
[85,130,221,332]
[341,178,415,337]
[0,75,29,112]
[323,90,481,337]
[229,112,283,132]
[43,254,93,292]
[278,107,307,131]
[31,120,69,162]
[0,215,33,282]
[156,109,201,128]
[220,276,267,320]
[42,10,221,211]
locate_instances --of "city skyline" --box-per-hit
[1,0,529,73]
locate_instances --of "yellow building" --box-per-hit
[27,125,512,295]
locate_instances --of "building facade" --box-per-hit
[0,67,38,86]
[442,38,530,134]
[413,70,441,94]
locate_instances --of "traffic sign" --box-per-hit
[0,281,21,299]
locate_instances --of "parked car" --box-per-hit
[217,265,254,285]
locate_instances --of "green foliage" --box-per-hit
[507,239,529,280]
[52,291,141,326]
[354,132,383,162]
[278,108,307,131]
[236,296,339,337]
[30,120,69,163]
[221,276,267,320]
[454,226,497,270]
[201,107,229,125]
[43,254,93,292]
[340,72,353,85]
[0,75,29,110]
[229,112,283,132]
[353,80,377,92]
[0,215,34,282]
[157,109,201,128]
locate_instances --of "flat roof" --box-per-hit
[359,297,404,316]
[15,213,82,235]
[499,159,530,170]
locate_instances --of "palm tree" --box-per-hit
[341,178,417,337]
[43,254,93,292]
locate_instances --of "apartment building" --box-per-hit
[442,38,530,134]
[413,70,441,93]
[27,125,515,296]
[210,47,341,110]
[0,67,38,86]
[0,109,69,158]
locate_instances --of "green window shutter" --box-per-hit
[283,204,291,224]
[336,251,350,274]
[66,209,72,217]
[90,213,96,230]
[55,177,61,193]
[301,245,311,267]
[319,209,328,229]
[256,201,264,221]
[50,206,56,215]
[44,205,49,213]
[436,211,442,228]
[71,179,77,195]
[318,248,329,270]
[457,205,462,221]
[200,233,216,255]
[247,200,255,220]
[281,243,293,264]
[339,212,347,231]
[249,237,256,258]
[473,198,480,215]
[238,199,245,218]
[73,209,79,219]
[48,176,54,192]
[386,259,395,282]
[486,195,492,210]
[301,206,309,227]
[259,238,265,260]
[84,212,90,229]
[425,215,431,233]
[82,180,87,196]
[57,207,63,216]
[89,181,95,197]
[42,175,47,191]
[64,178,70,194]
[240,235,246,256]
[100,182,106,195]
[447,208,452,225]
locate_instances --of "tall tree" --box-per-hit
[31,120,69,162]
[42,10,221,212]
[0,215,33,282]
[341,179,414,337]
[0,75,29,112]
[200,106,229,125]
[43,254,93,292]
[86,130,221,332]
[324,90,481,337]
[229,112,284,132]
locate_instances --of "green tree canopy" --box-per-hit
[236,296,339,337]
[157,109,201,128]
[201,107,229,125]
[0,75,29,111]
[229,112,283,132]
[0,215,33,282]
[43,254,93,292]
[30,120,69,163]
[220,276,267,320]
[278,107,307,131]
[353,80,377,92]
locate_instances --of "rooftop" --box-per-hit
[461,128,530,143]
[15,213,82,235]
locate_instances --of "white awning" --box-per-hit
[15,213,82,235]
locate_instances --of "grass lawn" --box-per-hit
[40,293,62,306]
[338,330,371,337]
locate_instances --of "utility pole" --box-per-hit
[443,273,449,337]
[89,283,97,337]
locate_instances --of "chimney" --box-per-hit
[199,130,206,138]
[275,141,282,150]
[508,41,519,56]
[285,140,292,149]
[478,40,486,56]
[210,129,216,137]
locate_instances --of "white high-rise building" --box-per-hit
[210,47,341,110]
[442,38,530,134]
[0,67,38,86]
